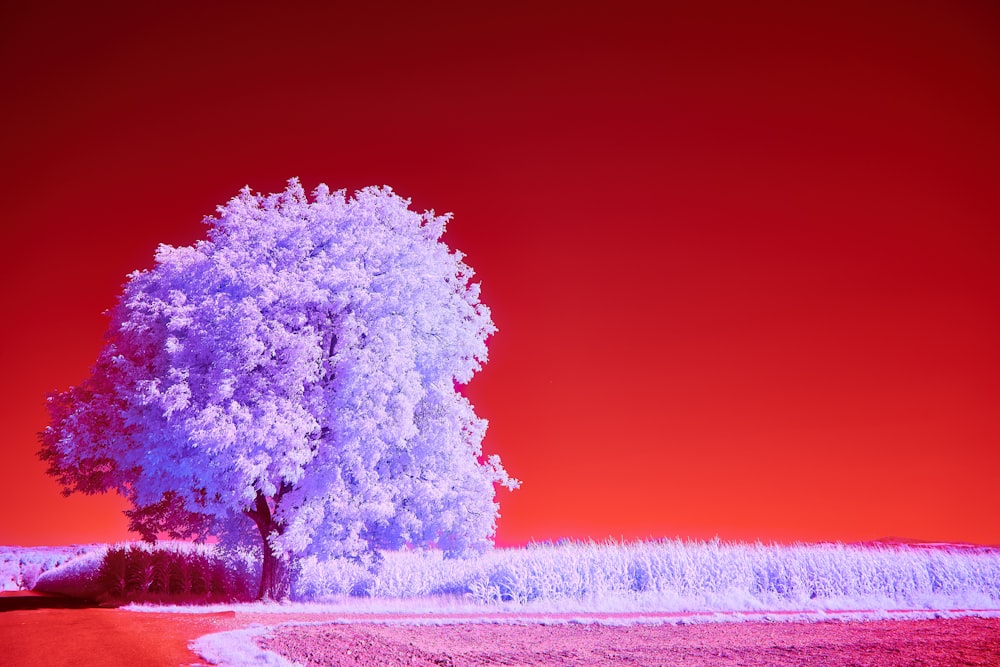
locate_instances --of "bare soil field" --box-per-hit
[261,617,1000,667]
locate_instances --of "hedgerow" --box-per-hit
[96,543,253,603]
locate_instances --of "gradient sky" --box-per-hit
[2,2,998,547]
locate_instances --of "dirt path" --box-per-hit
[0,605,240,667]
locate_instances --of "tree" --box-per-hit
[39,180,519,600]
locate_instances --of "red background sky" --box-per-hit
[2,2,998,547]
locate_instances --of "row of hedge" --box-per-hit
[97,545,254,602]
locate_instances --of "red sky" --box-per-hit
[2,2,998,547]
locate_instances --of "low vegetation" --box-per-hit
[0,545,101,591]
[295,539,1000,612]
[15,538,1000,614]
[31,542,255,603]
[95,544,255,603]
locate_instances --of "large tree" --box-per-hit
[39,180,518,599]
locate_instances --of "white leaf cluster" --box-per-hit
[44,180,517,562]
[292,539,1000,613]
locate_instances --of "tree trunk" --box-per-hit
[245,490,290,601]
[257,536,287,601]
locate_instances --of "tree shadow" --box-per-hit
[0,592,96,612]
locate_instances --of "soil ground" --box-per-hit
[0,593,240,666]
[260,617,1000,667]
[2,592,999,667]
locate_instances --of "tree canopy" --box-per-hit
[40,179,518,598]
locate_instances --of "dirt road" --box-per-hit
[0,593,238,667]
[0,607,242,666]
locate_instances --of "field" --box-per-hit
[257,616,1000,666]
[3,539,1000,665]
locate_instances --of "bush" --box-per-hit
[90,543,253,604]
[100,546,128,598]
[2,546,101,592]
[32,550,107,599]
[18,561,43,591]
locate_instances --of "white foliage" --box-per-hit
[291,539,1000,613]
[40,180,518,574]
[192,625,300,667]
[31,548,108,598]
[24,540,1000,617]
[0,545,103,591]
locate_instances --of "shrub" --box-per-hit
[17,561,43,591]
[125,547,154,595]
[149,550,172,595]
[92,543,252,604]
[99,546,128,598]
